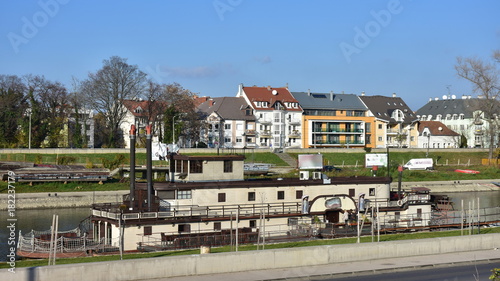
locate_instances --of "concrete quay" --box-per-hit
[390,179,500,193]
[4,233,500,281]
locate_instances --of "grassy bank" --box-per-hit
[3,227,499,269]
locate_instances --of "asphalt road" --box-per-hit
[312,261,499,281]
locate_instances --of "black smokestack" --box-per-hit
[129,125,136,208]
[146,124,153,211]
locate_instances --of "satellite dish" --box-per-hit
[451,95,456,99]
[442,95,447,100]
[438,127,443,131]
[272,90,278,95]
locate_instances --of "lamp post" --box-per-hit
[26,108,32,149]
[426,133,430,157]
[172,115,177,145]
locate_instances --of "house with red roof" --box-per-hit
[418,121,460,149]
[121,99,168,148]
[236,84,303,149]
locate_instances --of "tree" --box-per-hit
[80,56,147,148]
[0,75,27,147]
[455,50,500,159]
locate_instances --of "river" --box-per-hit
[1,191,499,262]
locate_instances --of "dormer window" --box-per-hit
[134,106,143,113]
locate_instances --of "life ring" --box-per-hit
[397,200,403,206]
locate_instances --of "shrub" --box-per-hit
[57,156,76,165]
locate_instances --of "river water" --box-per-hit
[1,191,499,261]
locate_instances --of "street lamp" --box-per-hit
[426,133,430,157]
[26,108,32,149]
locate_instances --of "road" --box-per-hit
[314,261,498,281]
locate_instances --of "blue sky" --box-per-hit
[1,0,499,111]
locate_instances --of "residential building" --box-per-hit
[197,97,255,148]
[236,84,303,149]
[121,99,168,148]
[359,94,419,148]
[67,107,95,148]
[418,121,460,150]
[292,91,374,148]
[415,95,499,148]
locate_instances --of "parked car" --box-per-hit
[323,165,342,172]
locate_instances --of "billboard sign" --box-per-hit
[298,154,323,169]
[365,153,387,167]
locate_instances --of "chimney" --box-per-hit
[267,85,271,91]
[146,124,153,211]
[307,89,311,96]
[129,125,136,209]
[209,99,214,107]
[392,93,396,97]
[361,91,365,96]
[330,91,334,101]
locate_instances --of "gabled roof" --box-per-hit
[359,95,417,124]
[292,92,367,110]
[241,86,302,112]
[418,121,460,136]
[122,99,168,117]
[415,98,482,119]
[197,97,255,121]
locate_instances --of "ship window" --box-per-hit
[369,188,375,196]
[177,190,192,199]
[144,226,152,236]
[248,192,256,201]
[348,189,355,197]
[277,191,285,200]
[288,218,298,226]
[416,208,422,219]
[178,224,191,233]
[214,222,221,231]
[158,190,175,199]
[218,193,226,202]
[249,220,256,228]
[224,160,233,173]
[296,190,303,199]
[190,160,203,173]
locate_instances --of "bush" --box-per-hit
[101,154,127,170]
[57,156,76,165]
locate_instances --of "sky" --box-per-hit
[1,0,499,111]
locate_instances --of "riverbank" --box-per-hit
[1,179,499,210]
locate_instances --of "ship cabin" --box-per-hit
[91,154,432,252]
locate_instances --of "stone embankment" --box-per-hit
[0,190,128,210]
[1,179,498,210]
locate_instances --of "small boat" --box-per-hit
[454,169,480,174]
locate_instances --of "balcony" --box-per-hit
[258,118,272,125]
[243,130,257,136]
[313,140,365,146]
[259,130,272,138]
[313,128,364,134]
[288,130,301,138]
[387,129,407,135]
[474,129,484,135]
[288,119,301,125]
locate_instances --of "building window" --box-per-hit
[248,192,256,201]
[214,222,221,231]
[218,193,226,202]
[296,190,303,199]
[236,137,242,143]
[277,191,285,200]
[378,137,383,142]
[190,160,203,173]
[224,160,233,173]
[378,124,382,129]
[410,136,414,142]
[177,190,192,199]
[225,124,231,130]
[249,220,256,228]
[178,224,191,233]
[144,226,152,236]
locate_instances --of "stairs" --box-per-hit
[274,152,297,168]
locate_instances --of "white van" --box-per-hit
[403,158,433,170]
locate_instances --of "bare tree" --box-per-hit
[80,56,147,147]
[455,50,500,159]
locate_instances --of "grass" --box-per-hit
[3,227,499,269]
